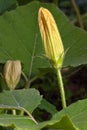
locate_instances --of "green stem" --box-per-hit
[12,109,16,115]
[56,68,66,108]
[19,110,24,116]
[71,0,84,29]
[22,71,29,89]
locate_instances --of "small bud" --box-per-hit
[4,60,21,90]
[38,7,64,68]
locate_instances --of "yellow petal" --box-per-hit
[38,7,64,68]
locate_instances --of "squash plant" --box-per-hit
[0,1,87,130]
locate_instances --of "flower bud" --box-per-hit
[4,60,21,90]
[38,7,64,68]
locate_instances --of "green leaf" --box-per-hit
[38,115,78,130]
[38,98,57,116]
[0,0,17,14]
[0,114,77,130]
[0,114,39,130]
[0,1,87,75]
[53,99,87,130]
[0,1,49,75]
[0,88,42,113]
[17,0,32,5]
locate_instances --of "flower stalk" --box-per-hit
[38,7,66,108]
[57,69,66,108]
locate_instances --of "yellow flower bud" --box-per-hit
[38,7,64,68]
[4,60,21,90]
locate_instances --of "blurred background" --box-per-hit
[0,0,87,121]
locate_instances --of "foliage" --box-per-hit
[0,1,87,74]
[0,0,87,130]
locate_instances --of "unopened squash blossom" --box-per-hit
[4,60,21,90]
[38,7,64,68]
